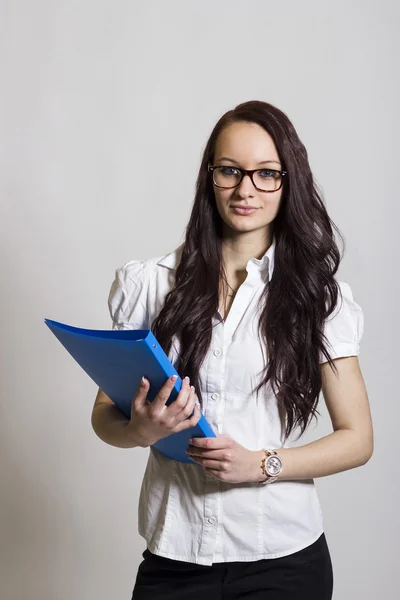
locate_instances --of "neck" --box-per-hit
[221,229,274,277]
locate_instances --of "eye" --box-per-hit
[219,166,240,176]
[258,169,279,178]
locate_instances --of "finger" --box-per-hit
[173,402,201,433]
[188,435,231,450]
[167,376,192,417]
[132,376,150,411]
[186,448,232,461]
[173,384,197,423]
[150,374,179,411]
[190,456,227,470]
[204,468,223,480]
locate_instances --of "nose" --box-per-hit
[236,173,256,196]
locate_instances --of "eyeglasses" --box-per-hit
[208,164,287,192]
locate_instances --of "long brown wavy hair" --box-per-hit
[152,100,344,441]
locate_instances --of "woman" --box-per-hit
[91,100,373,599]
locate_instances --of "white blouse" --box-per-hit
[108,237,364,565]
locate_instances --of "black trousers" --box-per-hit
[131,533,333,599]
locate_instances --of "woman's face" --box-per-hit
[212,121,284,236]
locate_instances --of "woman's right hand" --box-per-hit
[124,375,201,448]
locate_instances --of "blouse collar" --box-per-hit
[157,235,276,283]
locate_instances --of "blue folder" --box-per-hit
[44,319,215,463]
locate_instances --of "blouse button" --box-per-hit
[207,517,216,524]
[213,349,221,357]
[211,393,219,400]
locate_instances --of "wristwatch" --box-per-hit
[260,449,283,484]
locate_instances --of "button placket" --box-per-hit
[197,319,224,564]
[223,268,265,339]
[198,476,220,563]
[215,327,229,432]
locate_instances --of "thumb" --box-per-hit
[133,376,149,407]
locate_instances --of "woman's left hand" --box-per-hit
[186,434,262,484]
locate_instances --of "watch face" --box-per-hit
[266,455,282,476]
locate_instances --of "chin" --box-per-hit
[227,221,263,233]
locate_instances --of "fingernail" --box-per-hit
[171,375,177,382]
[184,376,190,383]
[141,376,147,386]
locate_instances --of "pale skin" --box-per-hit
[186,121,373,483]
[92,120,374,483]
[186,356,373,483]
[92,375,201,450]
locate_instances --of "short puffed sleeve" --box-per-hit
[319,281,364,364]
[108,259,150,330]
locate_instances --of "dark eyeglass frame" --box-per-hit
[208,164,287,192]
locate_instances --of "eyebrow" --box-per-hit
[215,156,281,166]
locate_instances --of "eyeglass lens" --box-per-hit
[213,167,282,191]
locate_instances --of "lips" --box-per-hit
[231,205,258,209]
[231,206,258,216]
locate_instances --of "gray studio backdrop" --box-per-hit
[1,1,398,599]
